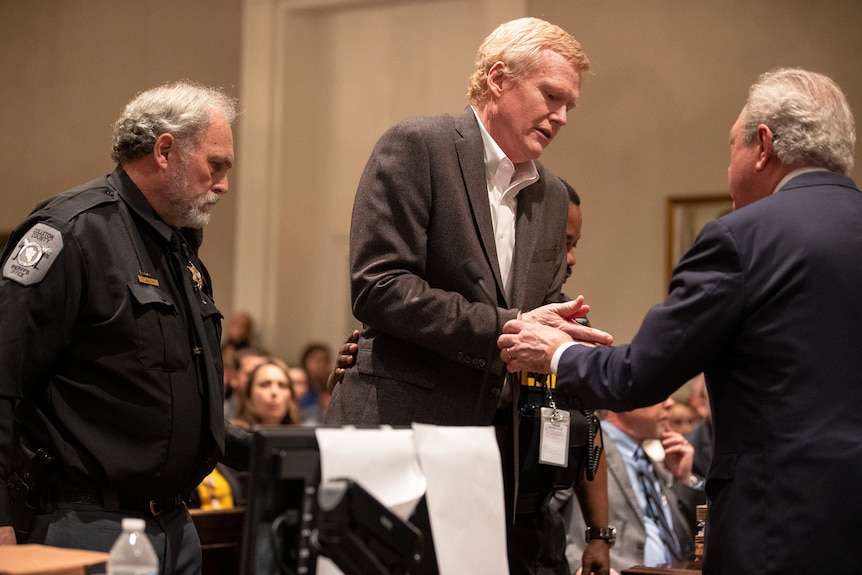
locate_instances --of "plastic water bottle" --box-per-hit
[107,517,159,575]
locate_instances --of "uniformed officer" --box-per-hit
[0,81,251,575]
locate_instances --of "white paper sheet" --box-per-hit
[314,427,427,575]
[313,425,508,575]
[412,424,509,575]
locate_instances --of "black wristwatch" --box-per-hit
[585,526,617,548]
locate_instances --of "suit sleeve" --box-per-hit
[555,218,745,411]
[349,120,518,363]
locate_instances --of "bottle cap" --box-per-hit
[121,517,146,531]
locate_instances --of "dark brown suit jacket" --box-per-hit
[327,106,568,426]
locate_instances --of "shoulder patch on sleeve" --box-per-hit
[3,222,65,286]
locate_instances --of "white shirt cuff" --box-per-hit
[551,342,577,375]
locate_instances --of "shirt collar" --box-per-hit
[471,106,539,190]
[772,166,830,195]
[601,420,641,461]
[113,166,196,248]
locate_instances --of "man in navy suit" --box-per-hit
[498,68,862,574]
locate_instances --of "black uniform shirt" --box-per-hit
[0,167,227,523]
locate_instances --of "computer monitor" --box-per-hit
[239,426,429,575]
[239,426,321,575]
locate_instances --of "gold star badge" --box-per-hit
[187,261,204,291]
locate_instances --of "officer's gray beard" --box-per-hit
[165,159,218,229]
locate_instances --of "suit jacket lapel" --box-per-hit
[509,179,543,308]
[605,438,647,527]
[454,107,506,304]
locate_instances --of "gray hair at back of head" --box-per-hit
[467,17,589,106]
[742,68,855,174]
[111,80,239,164]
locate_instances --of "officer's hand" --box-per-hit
[574,563,620,575]
[326,329,359,394]
[578,539,612,575]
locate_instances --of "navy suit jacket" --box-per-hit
[327,107,568,426]
[556,171,862,574]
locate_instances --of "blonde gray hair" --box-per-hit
[467,17,589,105]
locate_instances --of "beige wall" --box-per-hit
[0,0,243,313]
[3,0,861,361]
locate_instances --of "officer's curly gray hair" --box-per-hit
[742,68,855,175]
[111,80,238,164]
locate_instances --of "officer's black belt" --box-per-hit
[51,486,185,516]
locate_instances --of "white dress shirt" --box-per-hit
[471,107,538,301]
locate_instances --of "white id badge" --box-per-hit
[539,406,570,467]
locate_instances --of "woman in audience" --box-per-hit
[232,357,300,429]
[192,357,299,508]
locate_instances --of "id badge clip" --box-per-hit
[539,401,570,467]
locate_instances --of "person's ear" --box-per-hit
[153,133,175,168]
[754,124,775,171]
[487,61,507,98]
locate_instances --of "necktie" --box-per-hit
[634,446,682,561]
[171,234,225,453]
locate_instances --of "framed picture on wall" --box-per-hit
[666,195,733,284]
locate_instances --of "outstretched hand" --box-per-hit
[520,296,614,345]
[499,296,613,374]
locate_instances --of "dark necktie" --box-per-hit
[634,446,682,562]
[171,234,225,453]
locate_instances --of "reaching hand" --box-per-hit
[520,296,613,345]
[498,315,613,374]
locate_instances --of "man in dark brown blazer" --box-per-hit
[326,17,613,575]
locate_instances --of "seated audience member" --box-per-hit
[231,357,300,429]
[288,366,319,425]
[189,463,243,510]
[685,373,710,422]
[553,399,702,573]
[298,342,333,420]
[224,347,268,420]
[668,402,697,436]
[221,311,256,370]
[232,360,297,502]
[684,374,712,478]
